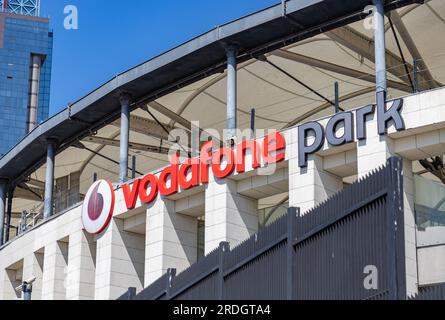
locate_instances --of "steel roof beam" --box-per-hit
[326,26,438,91]
[272,49,412,92]
[148,101,192,130]
[111,115,173,141]
[389,10,438,88]
[25,178,45,189]
[15,184,43,202]
[146,101,221,147]
[78,131,120,176]
[384,0,431,33]
[83,136,170,155]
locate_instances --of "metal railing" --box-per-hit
[17,203,43,235]
[15,188,84,236]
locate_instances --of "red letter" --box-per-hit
[122,179,140,210]
[236,140,261,173]
[263,132,286,164]
[212,148,235,179]
[159,164,178,196]
[200,141,214,184]
[179,158,200,190]
[139,174,158,204]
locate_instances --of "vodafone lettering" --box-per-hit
[121,132,286,210]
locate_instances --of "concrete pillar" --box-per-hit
[95,218,144,300]
[401,159,418,297]
[27,54,42,133]
[289,153,343,214]
[0,180,7,246]
[66,230,96,300]
[41,240,68,300]
[23,252,44,300]
[357,118,418,297]
[44,139,56,220]
[144,198,198,286]
[357,117,393,177]
[226,47,237,140]
[119,93,131,183]
[204,175,258,254]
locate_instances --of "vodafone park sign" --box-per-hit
[81,98,406,234]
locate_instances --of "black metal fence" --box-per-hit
[120,157,408,300]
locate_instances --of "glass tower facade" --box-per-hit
[0,3,52,157]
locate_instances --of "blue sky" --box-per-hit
[40,0,278,115]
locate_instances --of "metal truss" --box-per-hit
[0,0,40,17]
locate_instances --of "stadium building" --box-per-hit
[0,0,445,300]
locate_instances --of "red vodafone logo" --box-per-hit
[82,180,115,234]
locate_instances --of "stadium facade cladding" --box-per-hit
[1,0,445,300]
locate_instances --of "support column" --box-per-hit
[41,240,68,300]
[204,175,258,254]
[119,93,131,183]
[373,0,387,94]
[95,218,144,300]
[66,230,96,300]
[226,47,237,141]
[289,153,343,214]
[145,198,198,286]
[0,180,7,246]
[23,252,44,300]
[44,139,56,220]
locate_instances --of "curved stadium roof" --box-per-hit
[1,0,444,216]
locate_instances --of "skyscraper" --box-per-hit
[0,0,52,156]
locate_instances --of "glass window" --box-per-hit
[415,175,445,247]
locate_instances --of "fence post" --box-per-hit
[287,207,299,300]
[218,241,230,300]
[165,268,176,300]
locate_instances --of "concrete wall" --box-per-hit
[418,245,445,287]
